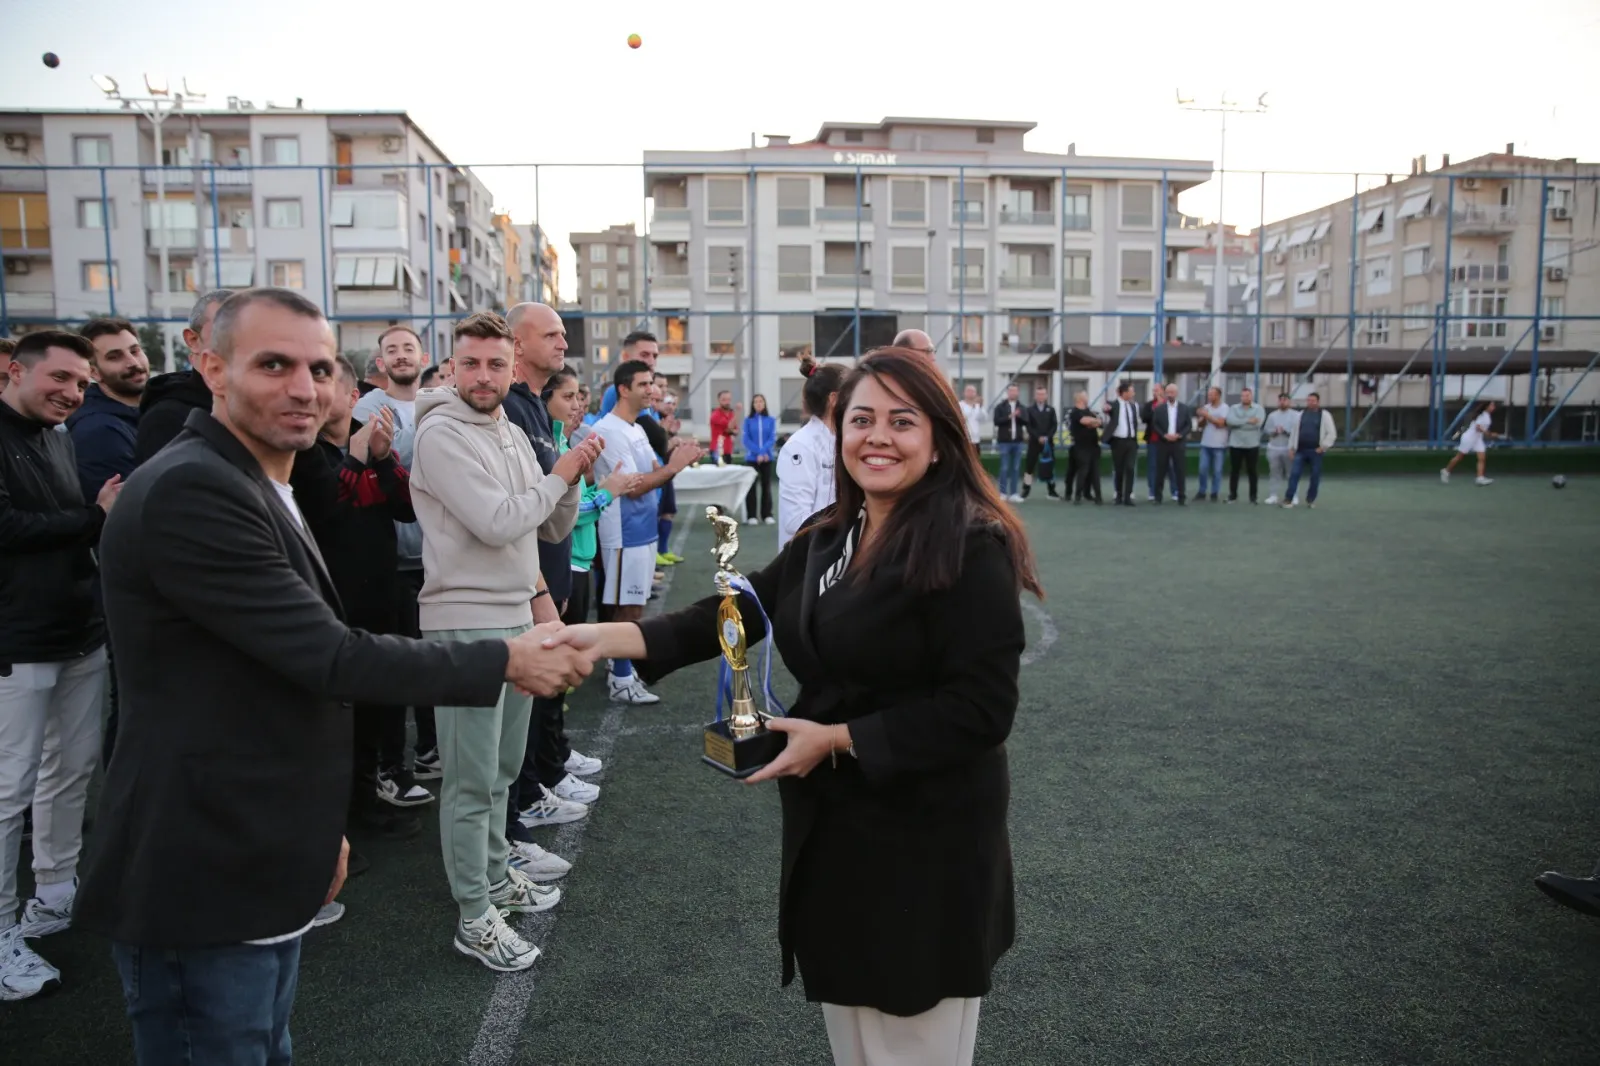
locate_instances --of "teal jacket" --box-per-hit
[1225,403,1267,449]
[558,420,613,572]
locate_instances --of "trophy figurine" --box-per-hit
[702,506,787,777]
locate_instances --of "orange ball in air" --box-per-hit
[627,33,642,49]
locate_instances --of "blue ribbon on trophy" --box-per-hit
[702,506,788,777]
[714,573,787,724]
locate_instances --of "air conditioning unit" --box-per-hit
[2,133,28,152]
[1460,178,1480,190]
[1550,206,1570,220]
[1546,267,1566,282]
[675,242,687,256]
[380,136,402,154]
[4,259,30,276]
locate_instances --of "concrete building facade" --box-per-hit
[568,222,644,369]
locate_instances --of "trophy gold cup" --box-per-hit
[702,507,786,777]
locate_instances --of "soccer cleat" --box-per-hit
[552,773,600,805]
[412,748,443,780]
[1439,468,1450,484]
[509,840,572,881]
[662,552,685,564]
[608,673,660,705]
[655,553,676,567]
[311,902,345,929]
[520,786,589,828]
[489,866,562,914]
[0,924,61,1001]
[18,881,75,939]
[565,750,603,777]
[1475,476,1493,486]
[376,769,435,808]
[454,905,540,972]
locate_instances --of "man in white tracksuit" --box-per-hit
[1281,392,1338,509]
[1262,392,1298,505]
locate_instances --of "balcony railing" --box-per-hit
[817,273,869,289]
[890,209,926,225]
[1000,209,1054,226]
[951,272,987,290]
[0,228,50,251]
[652,207,691,224]
[1063,278,1091,296]
[1,292,55,313]
[998,275,1053,290]
[651,271,690,289]
[1449,264,1511,283]
[890,273,926,290]
[777,273,812,292]
[1063,213,1092,231]
[1452,206,1516,231]
[146,227,199,249]
[1164,278,1208,293]
[776,208,811,226]
[815,206,873,223]
[141,167,252,187]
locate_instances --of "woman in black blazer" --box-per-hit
[548,347,1043,1066]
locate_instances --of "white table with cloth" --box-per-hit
[671,462,758,521]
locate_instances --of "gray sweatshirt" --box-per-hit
[1263,408,1297,451]
[353,388,423,569]
[1226,403,1267,449]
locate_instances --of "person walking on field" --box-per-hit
[1440,400,1499,486]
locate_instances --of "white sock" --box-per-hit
[35,879,74,908]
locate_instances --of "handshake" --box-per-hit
[503,621,603,697]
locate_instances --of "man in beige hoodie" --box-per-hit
[409,312,604,972]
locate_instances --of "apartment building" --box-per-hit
[0,105,503,366]
[639,117,1210,426]
[1251,150,1598,416]
[514,223,559,304]
[568,223,644,365]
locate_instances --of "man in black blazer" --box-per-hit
[75,288,593,1065]
[1152,382,1193,505]
[1020,385,1059,499]
[1102,380,1142,505]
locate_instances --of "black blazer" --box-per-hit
[1153,401,1194,440]
[991,399,1027,443]
[1023,403,1058,442]
[637,511,1024,1017]
[76,411,511,949]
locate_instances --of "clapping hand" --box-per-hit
[601,470,640,497]
[369,407,396,462]
[667,440,704,472]
[553,434,606,485]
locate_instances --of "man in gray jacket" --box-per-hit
[1225,387,1266,504]
[1262,392,1297,505]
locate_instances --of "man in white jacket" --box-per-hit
[409,312,603,972]
[1282,392,1338,509]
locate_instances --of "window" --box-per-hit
[590,268,608,290]
[1120,184,1155,228]
[269,261,305,289]
[1268,320,1285,343]
[1295,318,1314,341]
[956,315,984,354]
[74,136,111,166]
[473,238,482,261]
[417,211,427,242]
[82,261,119,291]
[890,246,925,290]
[1063,185,1091,230]
[266,199,303,229]
[1119,315,1153,344]
[1549,186,1573,214]
[1006,315,1051,354]
[1542,238,1571,270]
[1364,310,1390,345]
[777,245,812,291]
[437,279,446,305]
[1063,252,1091,296]
[951,180,985,225]
[617,270,630,291]
[1119,248,1153,293]
[218,260,255,287]
[1402,246,1432,276]
[77,199,114,228]
[777,178,811,227]
[166,264,197,293]
[976,128,995,144]
[1542,295,1565,342]
[333,256,402,289]
[588,243,607,264]
[706,177,745,224]
[1356,205,1387,236]
[843,129,864,143]
[616,245,629,266]
[889,179,926,225]
[591,294,608,313]
[1319,316,1333,340]
[951,247,985,289]
[262,136,300,165]
[1447,289,1509,339]
[1402,302,1431,331]
[593,318,609,339]
[1364,255,1391,295]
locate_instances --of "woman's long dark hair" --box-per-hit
[825,347,1043,599]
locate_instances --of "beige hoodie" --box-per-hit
[409,387,579,630]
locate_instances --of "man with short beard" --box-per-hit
[69,318,151,503]
[354,325,439,793]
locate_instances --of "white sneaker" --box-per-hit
[455,904,540,972]
[18,881,74,938]
[376,770,434,808]
[311,902,345,929]
[552,773,600,804]
[763,516,776,525]
[509,840,572,881]
[519,785,589,828]
[565,750,603,777]
[608,673,660,705]
[745,517,759,526]
[1475,476,1493,486]
[0,924,60,1001]
[1283,499,1299,509]
[1264,495,1279,506]
[488,866,562,914]
[1440,468,1450,484]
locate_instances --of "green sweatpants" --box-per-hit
[424,624,532,922]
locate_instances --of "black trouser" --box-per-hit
[1023,439,1052,480]
[1155,440,1188,501]
[396,568,437,758]
[563,567,592,626]
[1228,446,1261,501]
[744,459,773,520]
[101,638,119,769]
[1109,438,1139,501]
[1072,444,1103,500]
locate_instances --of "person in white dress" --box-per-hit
[1440,400,1500,486]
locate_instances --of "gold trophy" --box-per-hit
[702,507,786,777]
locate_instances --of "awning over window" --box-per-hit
[1260,233,1283,254]
[1264,278,1286,297]
[1295,274,1318,293]
[1286,224,1316,248]
[1310,219,1332,241]
[1397,192,1433,220]
[334,255,405,290]
[1356,206,1386,233]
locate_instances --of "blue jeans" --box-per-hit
[112,938,301,1066]
[1285,449,1323,503]
[997,442,1024,496]
[1198,446,1226,497]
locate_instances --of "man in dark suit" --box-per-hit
[1153,382,1193,505]
[1020,385,1059,499]
[1102,380,1142,505]
[75,288,594,1065]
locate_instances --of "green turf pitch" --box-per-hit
[10,476,1599,1065]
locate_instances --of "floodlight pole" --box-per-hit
[1179,92,1268,386]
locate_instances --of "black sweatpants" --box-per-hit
[1071,444,1103,501]
[745,460,773,520]
[1229,446,1261,501]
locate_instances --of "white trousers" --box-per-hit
[0,649,107,926]
[822,997,982,1066]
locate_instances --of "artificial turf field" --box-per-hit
[8,474,1600,1066]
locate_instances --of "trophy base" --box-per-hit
[702,718,786,778]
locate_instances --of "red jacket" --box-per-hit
[709,407,737,458]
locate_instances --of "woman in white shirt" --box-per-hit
[1440,400,1500,486]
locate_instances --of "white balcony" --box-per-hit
[2,291,54,313]
[816,206,874,223]
[1451,205,1516,234]
[650,272,691,294]
[998,275,1054,290]
[777,273,812,292]
[818,273,868,290]
[999,208,1055,227]
[142,167,253,188]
